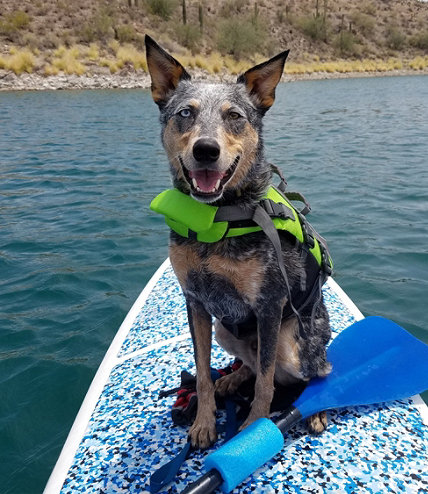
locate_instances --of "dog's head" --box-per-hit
[145,35,289,204]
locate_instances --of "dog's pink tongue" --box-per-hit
[189,169,225,193]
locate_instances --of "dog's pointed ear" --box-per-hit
[145,35,191,106]
[237,50,289,112]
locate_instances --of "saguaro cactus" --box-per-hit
[182,0,187,24]
[199,3,203,33]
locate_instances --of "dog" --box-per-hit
[145,35,332,449]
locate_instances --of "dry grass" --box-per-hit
[86,43,100,61]
[171,53,424,77]
[0,48,35,74]
[50,46,86,75]
[100,58,119,74]
[115,44,147,71]
[223,56,252,75]
[44,64,60,76]
[284,58,410,75]
[206,52,224,74]
[408,56,428,70]
[1,37,427,80]
[96,42,148,73]
[174,51,257,75]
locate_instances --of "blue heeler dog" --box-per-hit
[145,35,332,449]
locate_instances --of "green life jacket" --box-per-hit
[150,185,333,273]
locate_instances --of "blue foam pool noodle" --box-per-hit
[204,418,284,493]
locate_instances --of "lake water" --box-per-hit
[1,75,427,493]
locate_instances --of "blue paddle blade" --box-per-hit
[295,316,428,419]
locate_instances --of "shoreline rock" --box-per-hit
[1,68,427,92]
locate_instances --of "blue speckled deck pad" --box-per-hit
[61,264,427,493]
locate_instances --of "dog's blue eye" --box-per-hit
[179,109,191,118]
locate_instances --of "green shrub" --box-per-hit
[217,17,268,60]
[298,15,328,42]
[0,10,31,37]
[21,32,39,50]
[8,10,30,30]
[220,0,247,17]
[79,10,113,43]
[385,25,406,50]
[350,11,375,37]
[334,31,357,56]
[43,33,62,49]
[176,24,201,53]
[361,1,376,16]
[115,24,137,43]
[410,31,428,50]
[146,0,178,21]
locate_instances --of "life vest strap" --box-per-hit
[252,203,307,334]
[214,198,294,224]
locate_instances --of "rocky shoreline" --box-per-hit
[0,70,152,91]
[1,67,427,91]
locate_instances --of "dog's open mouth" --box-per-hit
[181,156,240,200]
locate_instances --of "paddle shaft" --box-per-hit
[181,469,223,494]
[275,405,303,433]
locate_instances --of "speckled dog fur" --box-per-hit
[145,35,332,448]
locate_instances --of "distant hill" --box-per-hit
[0,0,427,77]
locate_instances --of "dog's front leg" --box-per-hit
[240,301,283,430]
[186,301,217,448]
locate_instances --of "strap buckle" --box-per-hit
[319,243,333,275]
[260,199,294,221]
[299,214,315,249]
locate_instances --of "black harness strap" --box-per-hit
[251,204,306,337]
[214,200,294,224]
[214,204,254,222]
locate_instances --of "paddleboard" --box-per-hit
[45,258,428,493]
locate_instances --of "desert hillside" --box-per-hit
[0,0,427,78]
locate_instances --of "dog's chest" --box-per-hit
[169,242,267,320]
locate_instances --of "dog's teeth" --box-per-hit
[192,178,221,193]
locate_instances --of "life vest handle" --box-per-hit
[269,163,287,192]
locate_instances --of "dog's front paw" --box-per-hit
[215,373,241,397]
[189,418,217,449]
[307,411,328,435]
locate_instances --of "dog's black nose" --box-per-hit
[193,138,220,163]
